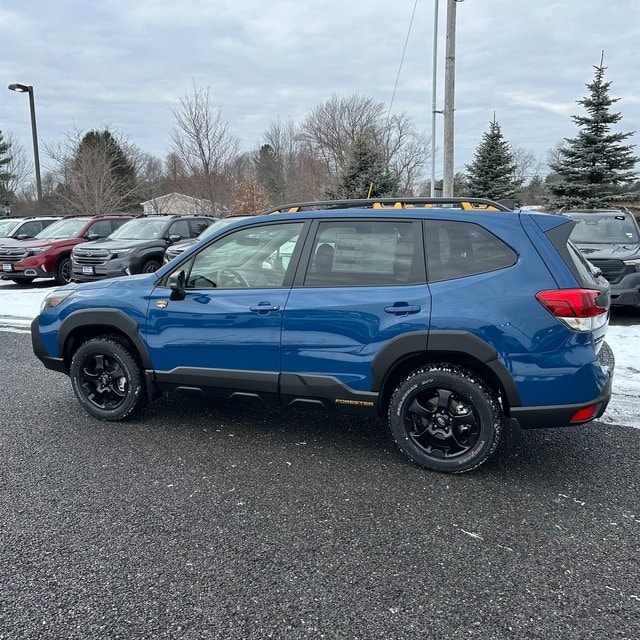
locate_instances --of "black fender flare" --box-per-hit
[57,308,153,370]
[371,330,521,407]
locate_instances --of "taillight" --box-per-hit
[536,289,608,332]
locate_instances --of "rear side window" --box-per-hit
[425,220,517,281]
[303,220,423,286]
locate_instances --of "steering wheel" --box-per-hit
[216,267,250,288]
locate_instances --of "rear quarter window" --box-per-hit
[425,220,517,281]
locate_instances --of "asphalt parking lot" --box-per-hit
[1,331,638,640]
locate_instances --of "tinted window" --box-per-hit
[425,220,517,281]
[191,218,214,236]
[87,220,112,238]
[17,221,42,237]
[168,220,190,239]
[303,220,421,287]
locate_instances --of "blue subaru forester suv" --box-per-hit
[32,198,615,473]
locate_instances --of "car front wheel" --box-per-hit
[388,365,502,473]
[70,337,146,421]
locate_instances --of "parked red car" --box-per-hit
[0,215,133,285]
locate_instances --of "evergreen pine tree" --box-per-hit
[548,56,638,209]
[326,134,399,199]
[465,117,522,203]
[0,130,13,204]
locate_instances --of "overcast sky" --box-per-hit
[2,0,639,185]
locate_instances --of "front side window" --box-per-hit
[86,220,112,238]
[425,220,517,281]
[168,220,190,239]
[303,220,421,287]
[182,222,303,289]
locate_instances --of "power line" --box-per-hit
[387,0,419,121]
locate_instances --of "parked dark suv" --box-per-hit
[32,198,614,473]
[71,214,216,281]
[564,208,640,309]
[0,216,62,244]
[0,215,132,285]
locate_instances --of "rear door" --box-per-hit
[281,218,430,404]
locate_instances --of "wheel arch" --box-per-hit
[374,330,521,416]
[58,309,153,372]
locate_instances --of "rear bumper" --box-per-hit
[511,341,615,429]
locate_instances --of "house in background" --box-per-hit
[141,193,215,215]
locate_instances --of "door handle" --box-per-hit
[384,304,421,316]
[250,302,281,314]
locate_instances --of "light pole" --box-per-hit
[8,83,43,209]
[442,0,464,197]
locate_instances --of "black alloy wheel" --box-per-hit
[141,259,161,274]
[388,365,502,473]
[70,337,146,421]
[55,257,72,285]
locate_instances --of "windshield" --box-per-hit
[568,214,640,244]
[110,218,168,240]
[0,220,20,236]
[35,218,87,239]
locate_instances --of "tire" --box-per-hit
[141,259,161,274]
[54,256,72,285]
[388,364,502,473]
[70,336,147,421]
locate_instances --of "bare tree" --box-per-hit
[4,132,33,198]
[45,127,142,214]
[170,83,240,211]
[299,94,384,175]
[299,94,428,195]
[511,144,543,187]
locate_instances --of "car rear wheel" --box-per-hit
[388,365,502,473]
[70,337,147,421]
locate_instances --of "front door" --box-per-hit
[145,221,305,397]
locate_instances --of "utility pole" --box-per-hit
[442,0,461,197]
[430,0,440,197]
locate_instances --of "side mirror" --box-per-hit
[169,234,182,243]
[168,270,186,300]
[16,234,31,240]
[85,233,100,241]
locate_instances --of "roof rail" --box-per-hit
[264,197,512,214]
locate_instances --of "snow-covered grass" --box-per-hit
[1,279,638,428]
